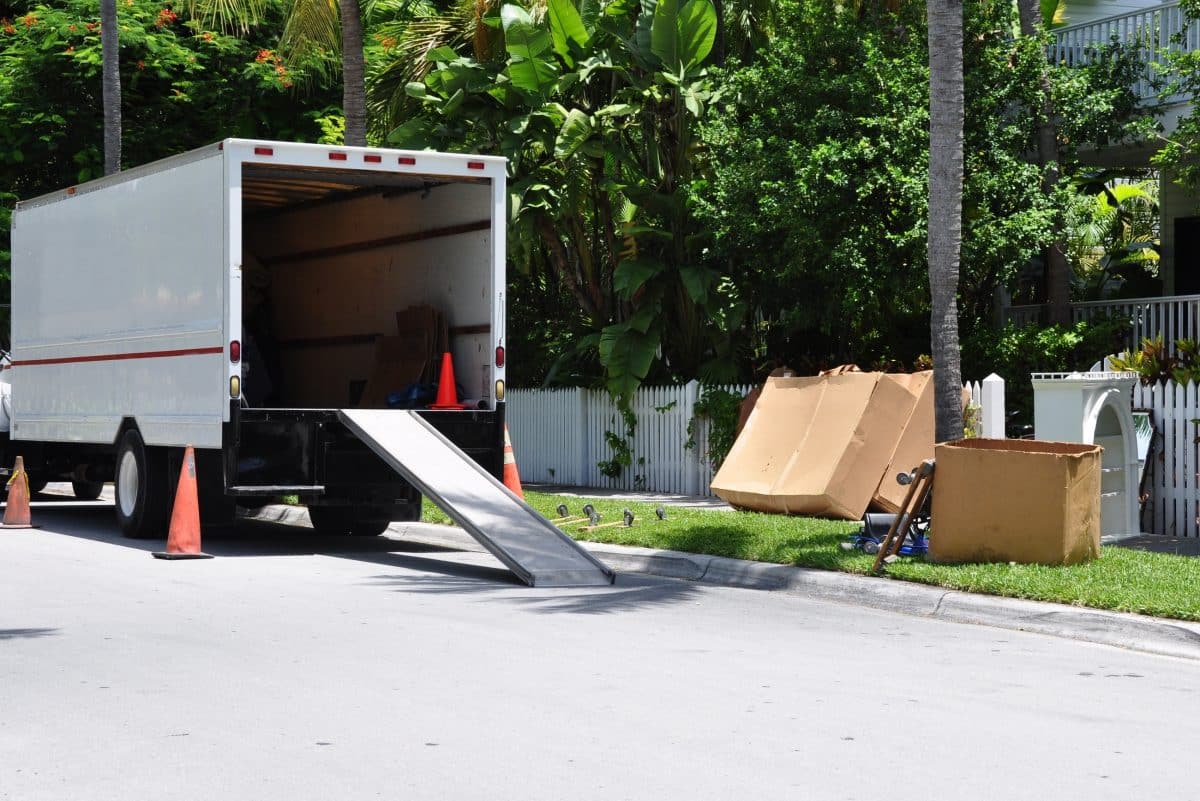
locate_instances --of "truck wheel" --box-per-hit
[72,480,104,500]
[28,475,48,495]
[115,429,170,539]
[307,506,391,537]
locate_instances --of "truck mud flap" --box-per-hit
[337,409,615,587]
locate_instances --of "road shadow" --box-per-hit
[0,628,59,640]
[366,571,700,615]
[24,508,455,557]
[26,506,700,612]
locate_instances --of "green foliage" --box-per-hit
[693,0,1152,369]
[1063,174,1160,300]
[597,408,639,480]
[0,0,335,197]
[1152,1,1200,191]
[1109,336,1200,385]
[686,386,743,470]
[694,1,932,367]
[380,0,740,404]
[960,317,1131,428]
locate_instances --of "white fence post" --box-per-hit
[683,380,701,496]
[981,373,1005,438]
[577,387,589,487]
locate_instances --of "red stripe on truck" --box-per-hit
[12,346,224,367]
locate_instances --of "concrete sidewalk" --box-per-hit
[249,501,1200,663]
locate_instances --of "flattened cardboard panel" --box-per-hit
[359,333,428,408]
[930,438,1101,565]
[712,376,830,501]
[825,374,914,519]
[873,371,935,513]
[712,373,909,519]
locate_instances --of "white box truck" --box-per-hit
[5,139,613,586]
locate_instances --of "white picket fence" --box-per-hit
[507,381,753,496]
[1132,381,1200,537]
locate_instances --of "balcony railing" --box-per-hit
[1052,1,1197,102]
[1005,294,1200,352]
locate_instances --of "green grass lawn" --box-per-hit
[423,490,1200,621]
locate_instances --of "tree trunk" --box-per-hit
[1016,0,1071,325]
[339,0,367,147]
[100,0,121,175]
[927,0,964,443]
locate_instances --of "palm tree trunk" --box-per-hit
[1016,0,1070,325]
[927,0,964,443]
[339,0,367,146]
[100,0,121,175]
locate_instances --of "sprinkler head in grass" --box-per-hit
[623,508,634,527]
[583,503,595,517]
[655,506,666,521]
[556,503,569,518]
[588,510,601,526]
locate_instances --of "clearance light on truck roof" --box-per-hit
[468,161,485,170]
[254,147,274,156]
[398,156,416,166]
[364,154,382,164]
[230,340,240,362]
[495,346,505,368]
[230,376,241,398]
[494,380,505,401]
[329,152,347,161]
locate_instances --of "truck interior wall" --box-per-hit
[242,180,494,409]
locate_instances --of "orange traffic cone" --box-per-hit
[2,455,35,529]
[502,425,524,499]
[428,352,467,410]
[152,445,213,560]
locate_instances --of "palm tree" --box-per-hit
[101,0,121,175]
[926,0,964,442]
[366,0,501,136]
[196,0,368,145]
[277,0,369,145]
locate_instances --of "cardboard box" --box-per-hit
[358,334,428,408]
[872,371,935,513]
[396,305,449,384]
[930,438,1101,566]
[711,373,914,519]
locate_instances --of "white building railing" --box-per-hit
[1052,1,1197,102]
[1004,294,1200,352]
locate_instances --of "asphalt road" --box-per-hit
[3,502,1199,801]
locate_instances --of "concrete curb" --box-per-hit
[249,505,1200,661]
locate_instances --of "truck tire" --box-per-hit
[72,480,104,500]
[115,429,170,539]
[307,505,392,537]
[28,475,48,495]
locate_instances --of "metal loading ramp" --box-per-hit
[338,409,615,587]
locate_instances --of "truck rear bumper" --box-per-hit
[224,402,505,505]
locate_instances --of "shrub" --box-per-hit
[960,317,1130,431]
